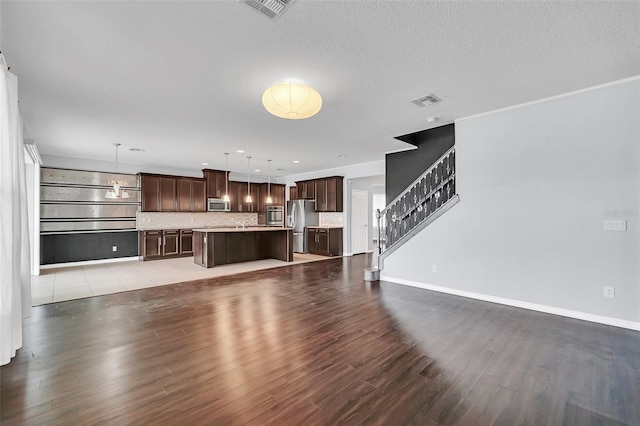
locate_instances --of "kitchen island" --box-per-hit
[192,227,293,268]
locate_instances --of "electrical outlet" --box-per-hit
[432,264,438,273]
[112,246,117,252]
[603,286,615,298]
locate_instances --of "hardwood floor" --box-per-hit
[1,255,638,425]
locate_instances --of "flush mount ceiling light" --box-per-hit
[262,82,322,120]
[105,143,130,199]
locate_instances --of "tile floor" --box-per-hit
[31,253,330,306]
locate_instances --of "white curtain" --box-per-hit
[0,52,32,366]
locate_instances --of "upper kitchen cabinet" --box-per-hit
[203,169,229,199]
[272,184,286,206]
[258,183,286,210]
[177,177,206,212]
[295,177,343,212]
[228,181,241,212]
[140,174,177,212]
[296,180,315,200]
[248,183,260,212]
[316,177,343,212]
[289,185,298,200]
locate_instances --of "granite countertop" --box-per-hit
[192,227,292,233]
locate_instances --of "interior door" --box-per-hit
[351,189,369,254]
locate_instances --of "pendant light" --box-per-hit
[266,159,273,204]
[105,143,130,199]
[245,156,252,203]
[222,153,230,202]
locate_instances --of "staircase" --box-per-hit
[365,146,459,281]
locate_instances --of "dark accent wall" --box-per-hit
[40,231,139,265]
[386,123,455,202]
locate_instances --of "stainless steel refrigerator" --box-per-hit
[286,200,319,253]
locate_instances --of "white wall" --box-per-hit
[382,77,640,327]
[283,160,385,186]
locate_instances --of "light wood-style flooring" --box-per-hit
[2,254,638,425]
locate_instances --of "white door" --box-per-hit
[351,189,369,254]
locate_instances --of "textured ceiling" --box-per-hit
[1,1,638,177]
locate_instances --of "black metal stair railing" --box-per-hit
[375,146,459,270]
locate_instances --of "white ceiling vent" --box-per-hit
[240,0,296,21]
[411,94,441,107]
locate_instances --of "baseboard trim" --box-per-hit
[40,256,139,271]
[380,275,640,331]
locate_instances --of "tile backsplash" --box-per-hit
[319,212,344,227]
[137,212,258,230]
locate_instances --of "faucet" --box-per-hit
[235,221,246,229]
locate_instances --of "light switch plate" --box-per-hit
[603,220,626,231]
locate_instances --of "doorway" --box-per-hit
[351,189,369,254]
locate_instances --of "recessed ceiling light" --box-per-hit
[293,160,299,164]
[427,117,439,123]
[254,169,260,172]
[338,154,347,158]
[276,168,285,171]
[237,150,244,153]
[202,162,209,166]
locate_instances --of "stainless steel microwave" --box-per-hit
[207,198,230,212]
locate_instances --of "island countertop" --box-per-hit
[192,227,292,233]
[193,227,293,268]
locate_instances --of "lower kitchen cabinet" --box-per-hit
[140,229,194,260]
[180,230,193,255]
[307,227,343,256]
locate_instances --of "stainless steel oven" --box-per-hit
[266,206,284,227]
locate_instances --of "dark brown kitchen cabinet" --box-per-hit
[228,181,241,212]
[237,182,248,212]
[307,227,342,256]
[315,177,343,212]
[162,230,180,255]
[249,183,260,212]
[203,169,229,199]
[289,186,298,200]
[140,174,177,212]
[141,230,162,259]
[160,178,177,211]
[177,178,206,212]
[141,175,161,212]
[257,183,285,211]
[180,230,193,255]
[272,184,285,206]
[233,182,259,212]
[139,229,194,260]
[296,180,315,199]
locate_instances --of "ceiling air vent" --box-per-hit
[240,0,296,21]
[411,94,441,107]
